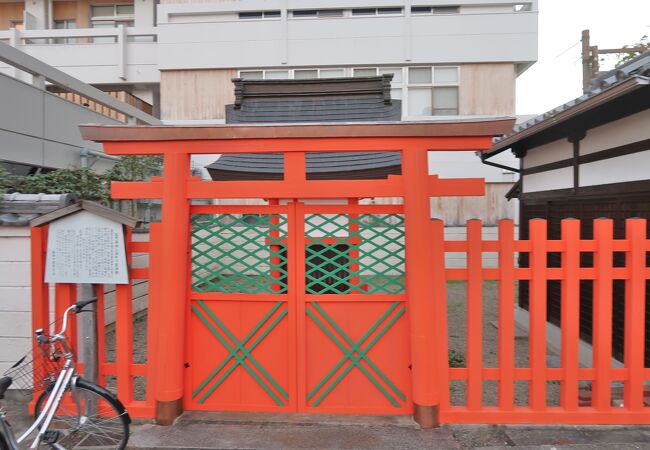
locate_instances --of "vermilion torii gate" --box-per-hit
[80,119,513,427]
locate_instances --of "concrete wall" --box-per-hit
[0,226,32,376]
[156,1,537,70]
[0,71,119,172]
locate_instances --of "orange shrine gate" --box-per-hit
[30,120,650,427]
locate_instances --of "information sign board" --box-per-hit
[45,210,129,284]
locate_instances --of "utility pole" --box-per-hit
[581,29,648,93]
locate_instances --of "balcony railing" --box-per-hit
[0,26,159,84]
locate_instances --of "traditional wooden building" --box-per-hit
[482,51,650,364]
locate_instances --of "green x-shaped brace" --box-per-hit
[191,300,289,406]
[306,301,407,407]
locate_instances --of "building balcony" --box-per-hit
[0,26,159,84]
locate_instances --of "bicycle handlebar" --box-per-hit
[74,297,98,314]
[45,297,98,341]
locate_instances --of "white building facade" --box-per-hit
[1,0,537,220]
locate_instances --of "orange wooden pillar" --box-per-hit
[402,145,439,427]
[154,151,191,424]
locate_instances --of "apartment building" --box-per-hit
[1,0,538,220]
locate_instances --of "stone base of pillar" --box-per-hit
[413,403,439,428]
[155,398,183,425]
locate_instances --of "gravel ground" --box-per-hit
[104,309,148,400]
[447,280,561,407]
[101,280,560,408]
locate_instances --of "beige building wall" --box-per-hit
[160,69,236,120]
[459,63,516,116]
[0,2,24,29]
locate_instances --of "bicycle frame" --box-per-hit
[1,303,82,450]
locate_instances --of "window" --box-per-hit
[238,10,281,20]
[411,5,460,14]
[319,68,345,78]
[352,7,402,16]
[433,6,460,14]
[53,19,76,44]
[264,70,289,80]
[291,9,343,18]
[292,10,317,18]
[239,70,264,80]
[239,68,346,80]
[294,69,318,79]
[353,68,377,77]
[406,66,459,116]
[411,6,432,14]
[91,4,134,43]
[317,9,344,17]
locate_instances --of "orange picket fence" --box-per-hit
[435,218,650,424]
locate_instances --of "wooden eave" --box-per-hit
[30,200,138,228]
[79,118,516,142]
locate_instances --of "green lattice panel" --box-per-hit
[304,214,404,294]
[191,214,288,293]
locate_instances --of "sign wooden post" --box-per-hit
[31,201,137,383]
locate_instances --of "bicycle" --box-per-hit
[0,297,130,449]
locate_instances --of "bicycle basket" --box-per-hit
[3,350,65,395]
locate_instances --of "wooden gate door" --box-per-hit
[185,201,411,414]
[186,203,295,412]
[298,202,411,414]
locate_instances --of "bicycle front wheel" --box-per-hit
[34,378,130,449]
[0,432,9,450]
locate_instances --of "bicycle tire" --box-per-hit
[0,432,8,450]
[34,378,130,450]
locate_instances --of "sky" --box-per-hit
[516,0,650,116]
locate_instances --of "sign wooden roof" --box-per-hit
[30,200,138,228]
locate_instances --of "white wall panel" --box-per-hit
[523,138,572,169]
[580,150,650,187]
[523,167,573,193]
[0,287,32,312]
[157,8,537,70]
[581,110,650,156]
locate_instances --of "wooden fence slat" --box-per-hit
[560,219,580,411]
[592,219,613,411]
[624,218,646,411]
[497,220,515,410]
[96,285,106,386]
[115,229,134,405]
[55,283,77,354]
[431,219,450,408]
[145,224,161,410]
[528,219,547,411]
[30,226,50,388]
[466,220,483,410]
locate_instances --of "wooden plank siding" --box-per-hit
[161,69,237,120]
[53,90,153,123]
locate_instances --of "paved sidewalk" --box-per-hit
[126,412,650,450]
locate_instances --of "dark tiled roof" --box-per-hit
[487,51,650,157]
[209,76,402,180]
[0,193,76,226]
